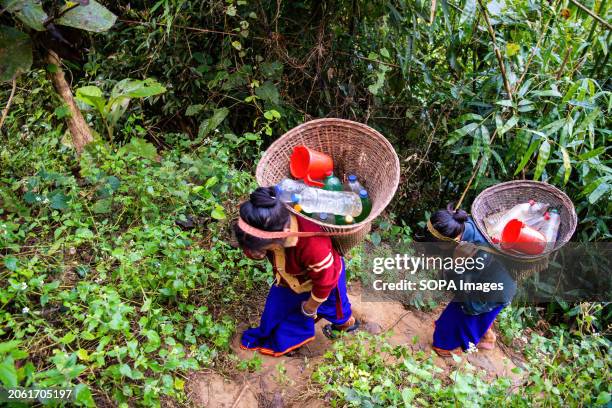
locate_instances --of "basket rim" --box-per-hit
[471,180,578,260]
[256,118,401,231]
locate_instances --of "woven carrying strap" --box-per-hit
[237,217,366,239]
[271,248,313,293]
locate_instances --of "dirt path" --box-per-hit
[187,283,523,407]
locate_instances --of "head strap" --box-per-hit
[237,216,362,239]
[426,219,459,242]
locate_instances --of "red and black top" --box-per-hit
[273,215,342,301]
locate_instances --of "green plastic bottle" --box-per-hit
[355,189,372,223]
[323,170,343,192]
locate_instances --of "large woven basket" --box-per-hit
[256,118,400,254]
[471,180,577,278]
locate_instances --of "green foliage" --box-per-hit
[0,25,32,81]
[75,78,166,139]
[314,328,611,407]
[1,0,611,405]
[0,0,117,81]
[0,124,266,404]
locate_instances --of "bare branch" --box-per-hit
[0,78,17,133]
[477,0,513,100]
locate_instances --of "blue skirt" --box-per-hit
[240,259,352,356]
[433,301,504,351]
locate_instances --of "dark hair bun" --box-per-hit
[445,203,468,223]
[452,209,468,223]
[249,186,278,208]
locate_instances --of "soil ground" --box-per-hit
[186,282,524,407]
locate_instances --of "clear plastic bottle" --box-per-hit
[485,200,549,241]
[323,171,343,192]
[275,179,307,203]
[540,208,561,251]
[354,189,372,223]
[291,188,362,217]
[346,174,364,194]
[317,212,335,224]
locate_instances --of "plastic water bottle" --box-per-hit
[291,188,362,217]
[316,212,335,224]
[346,174,363,194]
[275,179,307,202]
[355,189,372,223]
[323,171,343,192]
[539,209,561,251]
[485,200,549,241]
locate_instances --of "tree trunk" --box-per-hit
[46,51,93,154]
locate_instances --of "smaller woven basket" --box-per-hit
[256,118,400,254]
[471,180,577,279]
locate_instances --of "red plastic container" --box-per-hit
[501,219,546,255]
[289,145,333,187]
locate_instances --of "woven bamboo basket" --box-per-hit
[471,180,577,280]
[256,118,400,254]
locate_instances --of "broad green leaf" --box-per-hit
[533,140,551,180]
[499,115,519,135]
[595,391,611,406]
[48,190,69,210]
[459,0,477,26]
[264,109,281,120]
[76,349,89,361]
[111,78,166,99]
[185,104,205,116]
[198,108,229,137]
[0,356,18,387]
[514,139,541,175]
[578,146,606,160]
[75,86,106,113]
[1,0,48,31]
[122,138,158,160]
[560,147,571,185]
[3,256,18,272]
[588,182,609,204]
[517,78,533,97]
[144,330,161,352]
[542,118,566,136]
[562,81,581,104]
[73,383,95,407]
[0,340,21,354]
[92,198,112,214]
[445,122,478,145]
[255,81,280,104]
[457,113,483,122]
[75,227,94,240]
[496,99,514,107]
[60,332,76,344]
[56,0,117,32]
[0,26,32,81]
[533,88,562,97]
[211,204,226,220]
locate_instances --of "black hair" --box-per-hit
[426,202,468,241]
[233,186,290,251]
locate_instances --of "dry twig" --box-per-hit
[0,78,17,133]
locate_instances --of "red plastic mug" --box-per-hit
[501,219,546,255]
[289,145,333,187]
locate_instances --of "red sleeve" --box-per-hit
[300,237,339,301]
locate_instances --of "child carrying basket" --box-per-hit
[233,119,399,356]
